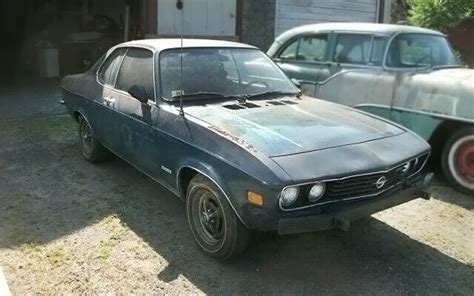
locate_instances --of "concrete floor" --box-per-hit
[0,79,65,120]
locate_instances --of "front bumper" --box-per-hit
[278,172,433,235]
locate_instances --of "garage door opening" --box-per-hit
[0,0,146,84]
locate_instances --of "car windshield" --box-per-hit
[159,48,298,101]
[386,34,461,68]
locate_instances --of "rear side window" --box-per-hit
[98,48,126,85]
[116,48,154,100]
[279,39,298,60]
[278,34,328,62]
[297,35,328,62]
[333,34,372,65]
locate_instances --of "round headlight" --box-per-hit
[280,186,299,207]
[308,183,325,203]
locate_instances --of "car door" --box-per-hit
[317,33,374,83]
[108,47,161,178]
[316,34,396,119]
[273,34,329,97]
[95,47,127,146]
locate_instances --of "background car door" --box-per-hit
[273,34,329,97]
[316,34,396,119]
[108,47,161,178]
[317,33,374,83]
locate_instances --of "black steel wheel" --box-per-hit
[186,174,250,260]
[78,115,108,163]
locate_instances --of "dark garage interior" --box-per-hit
[0,0,147,84]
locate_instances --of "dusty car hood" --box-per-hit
[271,131,430,182]
[185,96,405,157]
[396,68,474,120]
[424,67,474,82]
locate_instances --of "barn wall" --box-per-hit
[240,0,277,50]
[275,0,379,36]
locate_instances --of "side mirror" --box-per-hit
[291,78,301,88]
[128,85,149,103]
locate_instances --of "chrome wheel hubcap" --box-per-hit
[448,135,474,189]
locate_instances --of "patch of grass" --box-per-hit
[27,115,76,139]
[18,242,70,270]
[0,115,76,142]
[436,204,466,220]
[46,247,69,267]
[92,215,129,260]
[19,241,42,254]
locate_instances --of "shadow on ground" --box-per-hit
[430,177,474,211]
[0,79,64,120]
[0,115,472,294]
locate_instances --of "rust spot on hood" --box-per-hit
[207,125,258,154]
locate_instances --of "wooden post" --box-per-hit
[124,4,130,41]
[82,0,88,29]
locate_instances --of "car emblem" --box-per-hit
[375,176,387,189]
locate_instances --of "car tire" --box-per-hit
[78,115,108,163]
[186,174,250,260]
[441,126,474,195]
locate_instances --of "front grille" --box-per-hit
[325,167,405,200]
[323,153,429,201]
[279,153,429,211]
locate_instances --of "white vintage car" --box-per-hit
[268,23,474,195]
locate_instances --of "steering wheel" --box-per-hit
[247,80,269,89]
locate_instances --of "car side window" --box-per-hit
[278,39,299,60]
[278,35,328,62]
[98,48,126,86]
[115,48,155,100]
[297,35,328,62]
[333,34,372,65]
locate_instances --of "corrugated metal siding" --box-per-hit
[275,0,378,36]
[158,0,236,36]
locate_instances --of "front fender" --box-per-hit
[176,156,282,230]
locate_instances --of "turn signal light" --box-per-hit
[247,191,264,206]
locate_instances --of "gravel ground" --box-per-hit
[0,114,473,295]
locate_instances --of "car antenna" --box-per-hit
[178,0,185,117]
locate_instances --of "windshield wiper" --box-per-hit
[172,91,230,99]
[242,90,300,101]
[431,65,463,70]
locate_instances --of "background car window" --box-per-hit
[369,37,387,66]
[333,34,372,64]
[115,48,154,100]
[297,35,328,61]
[98,48,126,85]
[386,34,460,68]
[278,39,299,60]
[221,51,240,81]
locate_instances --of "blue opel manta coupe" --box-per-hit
[61,39,432,260]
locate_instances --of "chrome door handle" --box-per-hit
[104,97,115,106]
